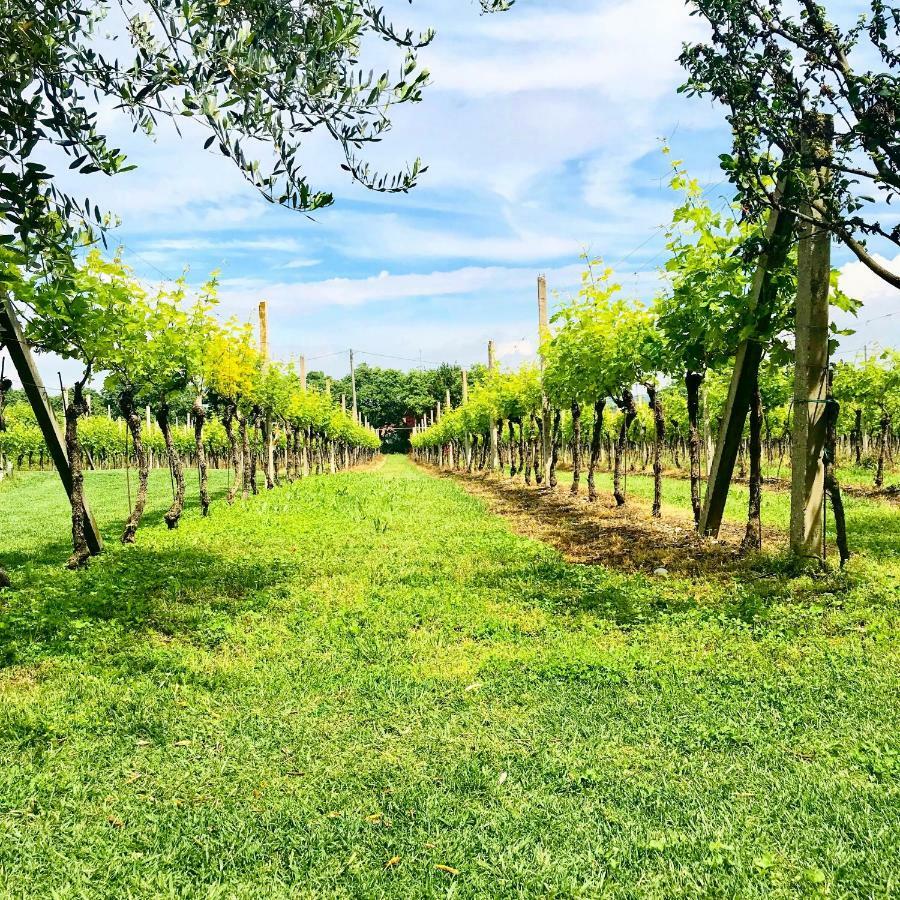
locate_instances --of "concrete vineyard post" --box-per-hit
[790,116,833,560]
[299,355,307,391]
[0,296,103,555]
[488,340,499,470]
[445,387,454,468]
[462,368,471,469]
[538,274,552,485]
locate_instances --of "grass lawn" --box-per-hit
[0,455,898,898]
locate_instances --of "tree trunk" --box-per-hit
[875,411,889,488]
[686,370,704,525]
[742,380,763,553]
[587,400,603,502]
[532,415,544,484]
[193,394,210,516]
[549,409,561,489]
[853,408,863,466]
[524,430,533,485]
[571,400,582,495]
[646,384,664,518]
[120,390,149,542]
[517,421,525,479]
[157,401,185,529]
[65,383,90,569]
[224,404,242,504]
[248,417,260,495]
[824,388,850,566]
[613,389,636,507]
[237,414,250,499]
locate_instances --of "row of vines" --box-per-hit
[412,162,900,559]
[0,251,379,572]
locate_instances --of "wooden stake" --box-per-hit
[349,349,358,423]
[699,181,796,537]
[299,355,307,391]
[0,297,102,555]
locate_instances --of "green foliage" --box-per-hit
[680,0,900,289]
[0,0,510,265]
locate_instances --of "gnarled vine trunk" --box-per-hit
[157,400,185,529]
[824,388,850,566]
[224,403,241,504]
[587,400,603,502]
[875,411,889,488]
[571,400,582,495]
[120,389,149,542]
[612,389,636,507]
[741,380,763,553]
[241,415,252,499]
[532,415,544,485]
[685,370,704,525]
[65,383,91,569]
[193,394,210,516]
[645,384,664,518]
[549,409,561,489]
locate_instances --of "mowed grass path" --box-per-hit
[0,456,898,898]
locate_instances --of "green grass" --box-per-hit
[0,456,899,898]
[551,467,900,559]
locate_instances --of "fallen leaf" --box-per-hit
[464,682,482,693]
[107,816,124,828]
[285,770,305,777]
[435,864,459,875]
[135,739,150,747]
[174,739,192,747]
[384,856,401,869]
[125,771,143,784]
[497,771,508,785]
[365,812,382,823]
[325,811,342,819]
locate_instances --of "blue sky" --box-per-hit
[9,0,900,387]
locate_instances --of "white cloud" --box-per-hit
[835,253,900,356]
[216,263,585,313]
[148,237,312,254]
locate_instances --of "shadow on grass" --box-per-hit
[0,543,294,668]
[0,476,234,573]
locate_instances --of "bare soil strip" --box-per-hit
[416,463,779,577]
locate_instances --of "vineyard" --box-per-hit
[2,0,900,896]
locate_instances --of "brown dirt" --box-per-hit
[417,463,782,578]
